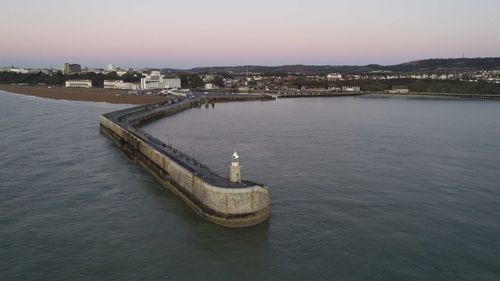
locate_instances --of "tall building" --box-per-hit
[141,71,163,90]
[140,71,181,90]
[107,64,115,71]
[63,63,81,75]
[164,77,181,88]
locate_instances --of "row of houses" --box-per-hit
[299,86,362,92]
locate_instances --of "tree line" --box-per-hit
[293,78,500,95]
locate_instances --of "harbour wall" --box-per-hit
[100,95,273,227]
[278,92,364,98]
[382,92,500,99]
[278,91,500,99]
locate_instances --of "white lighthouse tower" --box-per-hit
[229,151,241,183]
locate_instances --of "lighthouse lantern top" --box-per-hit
[232,151,239,162]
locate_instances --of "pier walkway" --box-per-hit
[103,94,272,189]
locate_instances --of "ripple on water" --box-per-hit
[1,92,500,280]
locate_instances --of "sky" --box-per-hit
[1,0,499,69]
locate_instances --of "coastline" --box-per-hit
[0,84,169,105]
[3,84,499,105]
[278,92,500,100]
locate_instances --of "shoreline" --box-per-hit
[3,84,499,104]
[278,92,500,100]
[0,84,169,105]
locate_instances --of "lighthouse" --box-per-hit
[229,151,241,183]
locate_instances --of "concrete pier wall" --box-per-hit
[100,96,271,227]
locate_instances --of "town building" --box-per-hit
[8,67,28,74]
[141,71,162,89]
[63,63,81,75]
[301,86,328,92]
[140,71,181,90]
[201,73,216,82]
[388,85,409,94]
[204,83,219,90]
[164,77,181,88]
[326,73,343,81]
[65,79,92,88]
[115,70,128,77]
[104,80,139,90]
[342,86,361,92]
[81,67,97,73]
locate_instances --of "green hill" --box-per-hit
[167,57,500,74]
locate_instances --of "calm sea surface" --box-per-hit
[1,91,500,281]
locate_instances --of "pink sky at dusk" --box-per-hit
[1,0,499,68]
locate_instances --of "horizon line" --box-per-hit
[2,56,500,70]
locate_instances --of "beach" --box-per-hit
[0,84,169,104]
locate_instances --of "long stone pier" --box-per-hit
[278,91,500,99]
[100,94,274,227]
[391,92,500,99]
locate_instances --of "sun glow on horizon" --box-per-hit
[1,0,499,68]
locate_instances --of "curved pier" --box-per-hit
[100,94,273,227]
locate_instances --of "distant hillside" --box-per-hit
[164,57,500,74]
[387,58,500,72]
[189,65,378,74]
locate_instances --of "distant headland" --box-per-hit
[168,57,500,74]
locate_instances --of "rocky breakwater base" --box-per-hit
[100,94,274,227]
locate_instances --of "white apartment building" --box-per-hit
[65,80,92,88]
[104,80,139,90]
[326,73,343,81]
[163,77,181,88]
[388,85,409,94]
[204,83,219,90]
[140,71,181,90]
[342,86,361,92]
[116,70,128,77]
[9,68,29,74]
[141,71,163,89]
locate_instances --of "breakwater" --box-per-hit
[100,94,274,227]
[385,92,500,99]
[279,91,500,99]
[278,92,364,98]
